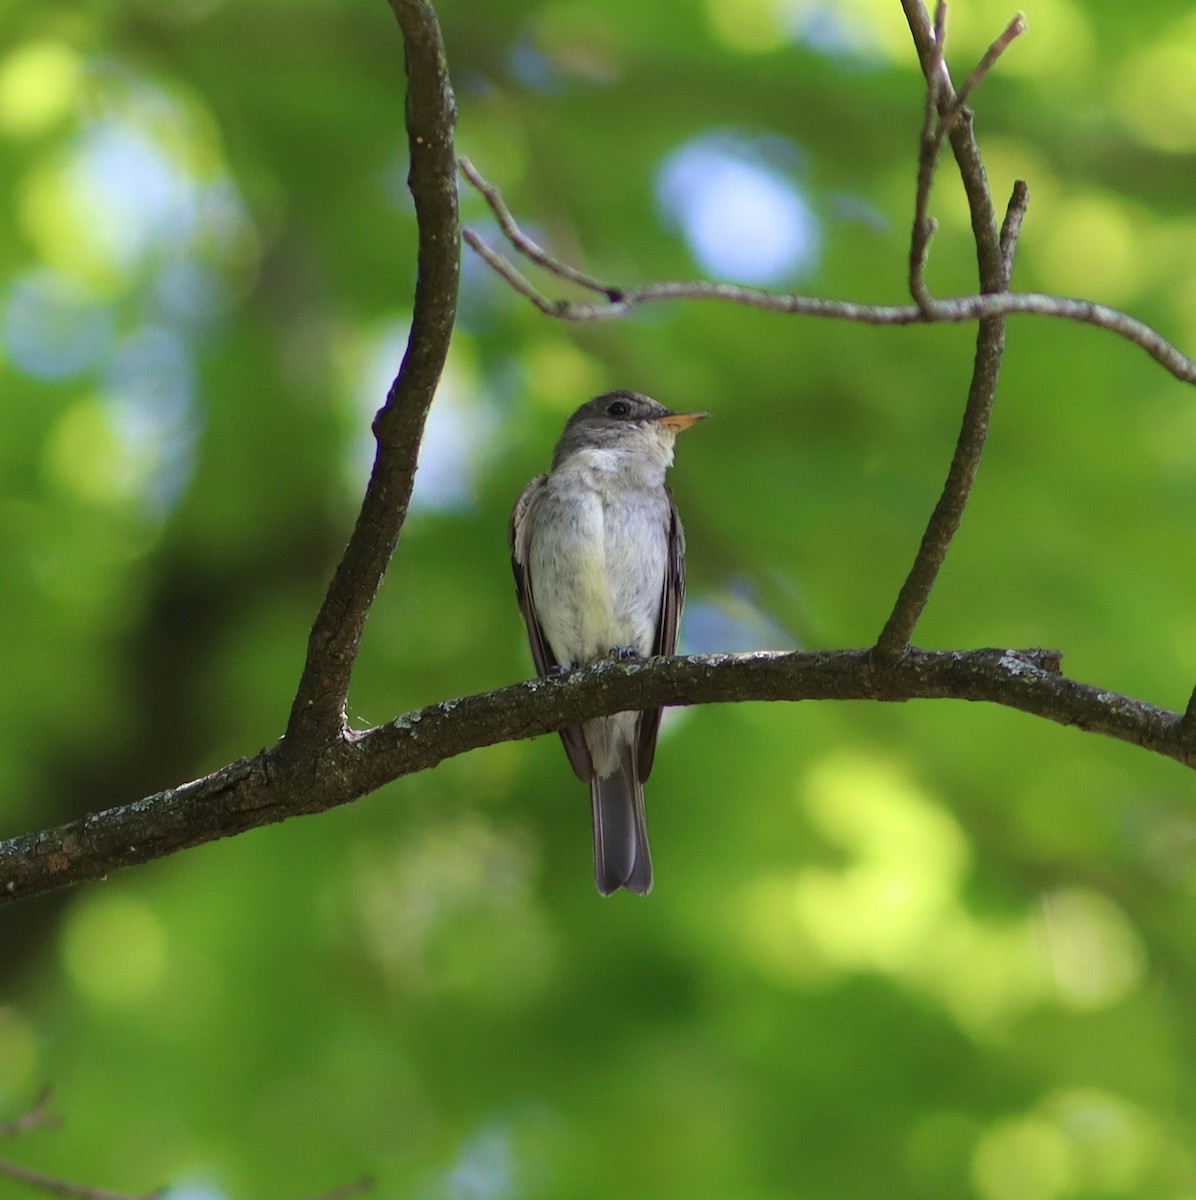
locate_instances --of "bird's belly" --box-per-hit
[531,487,665,667]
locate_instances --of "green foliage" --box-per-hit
[3,0,1196,1197]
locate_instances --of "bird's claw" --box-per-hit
[608,646,641,662]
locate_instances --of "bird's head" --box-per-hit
[551,391,709,469]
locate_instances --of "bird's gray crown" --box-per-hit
[551,391,674,469]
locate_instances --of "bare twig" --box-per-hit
[999,180,1031,276]
[0,1092,371,1200]
[874,322,1007,655]
[0,1090,165,1200]
[460,158,615,297]
[909,0,947,310]
[462,228,598,318]
[931,0,948,57]
[954,12,1027,112]
[303,1177,375,1200]
[461,170,1196,386]
[284,0,460,750]
[0,1156,369,1200]
[0,1159,163,1200]
[0,1088,59,1139]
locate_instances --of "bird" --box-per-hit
[509,391,708,895]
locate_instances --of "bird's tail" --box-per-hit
[590,738,653,896]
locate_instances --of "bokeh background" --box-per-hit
[3,0,1196,1196]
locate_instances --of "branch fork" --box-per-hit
[2,0,1195,933]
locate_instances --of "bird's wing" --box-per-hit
[510,477,594,781]
[637,487,686,781]
[510,477,556,677]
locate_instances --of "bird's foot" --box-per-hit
[608,646,641,662]
[546,663,572,678]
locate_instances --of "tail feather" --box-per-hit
[590,741,653,896]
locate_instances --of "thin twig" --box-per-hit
[999,180,1031,279]
[462,229,629,319]
[0,1092,369,1200]
[0,1090,162,1200]
[909,0,947,309]
[0,1158,164,1200]
[303,1177,375,1200]
[0,1088,60,1139]
[954,12,1027,112]
[931,0,947,55]
[909,4,1027,306]
[1183,686,1196,729]
[460,158,616,297]
[461,169,1196,386]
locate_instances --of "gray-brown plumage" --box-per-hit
[510,391,707,895]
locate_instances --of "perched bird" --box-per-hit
[510,391,708,895]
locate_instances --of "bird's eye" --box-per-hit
[607,400,631,417]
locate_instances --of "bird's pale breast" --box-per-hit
[529,452,669,668]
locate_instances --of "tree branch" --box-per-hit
[4,648,1194,905]
[999,179,1030,272]
[0,1090,162,1200]
[284,0,460,751]
[460,223,1196,383]
[304,1178,375,1200]
[460,158,1196,387]
[875,0,1020,655]
[0,1089,59,1139]
[908,0,946,312]
[0,1158,162,1200]
[955,11,1027,110]
[0,1091,374,1200]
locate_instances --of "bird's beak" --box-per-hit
[655,411,711,432]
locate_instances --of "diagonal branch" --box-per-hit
[283,0,460,752]
[0,1090,163,1200]
[460,158,617,299]
[0,1158,163,1200]
[0,1091,373,1200]
[4,647,1195,906]
[954,11,1027,110]
[0,1088,59,1139]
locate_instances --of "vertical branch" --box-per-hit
[999,179,1030,270]
[875,0,1023,657]
[909,0,946,311]
[283,0,460,752]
